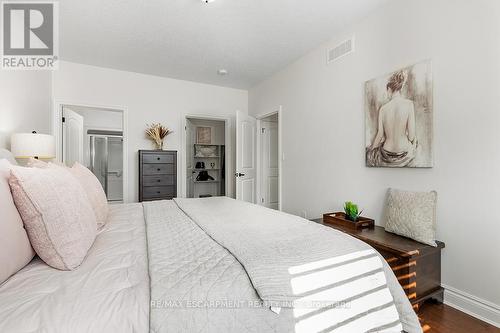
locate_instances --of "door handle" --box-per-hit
[235,172,245,177]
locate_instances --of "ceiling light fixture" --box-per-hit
[217,69,228,76]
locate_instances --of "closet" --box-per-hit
[186,118,226,198]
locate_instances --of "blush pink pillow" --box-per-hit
[26,160,109,228]
[26,157,49,168]
[9,165,97,270]
[0,160,35,283]
[68,162,109,228]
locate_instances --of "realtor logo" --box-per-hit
[1,1,58,70]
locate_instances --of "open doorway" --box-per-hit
[257,112,280,210]
[185,116,228,198]
[60,105,125,203]
[235,108,281,209]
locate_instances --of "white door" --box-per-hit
[236,111,257,203]
[62,108,84,166]
[261,121,279,209]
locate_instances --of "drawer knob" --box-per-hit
[157,191,161,194]
[157,179,161,182]
[157,168,161,171]
[157,157,160,160]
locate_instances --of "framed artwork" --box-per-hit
[365,60,433,168]
[196,126,212,144]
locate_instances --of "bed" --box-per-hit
[0,198,422,333]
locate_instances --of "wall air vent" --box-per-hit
[327,36,355,64]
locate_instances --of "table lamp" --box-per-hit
[11,131,56,160]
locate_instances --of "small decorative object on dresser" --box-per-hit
[312,217,445,312]
[145,123,172,150]
[323,201,374,231]
[138,150,177,202]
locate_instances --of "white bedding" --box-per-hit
[0,199,422,333]
[0,203,150,333]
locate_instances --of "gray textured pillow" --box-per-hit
[384,188,437,246]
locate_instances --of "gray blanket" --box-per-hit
[144,200,294,333]
[145,198,422,333]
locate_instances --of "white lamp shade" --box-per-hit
[11,133,55,159]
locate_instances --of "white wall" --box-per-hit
[72,107,123,131]
[249,0,500,319]
[0,71,52,149]
[53,61,247,202]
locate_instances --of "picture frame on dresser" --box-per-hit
[139,150,177,202]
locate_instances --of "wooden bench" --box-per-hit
[312,218,445,313]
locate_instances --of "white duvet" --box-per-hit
[0,203,149,333]
[0,200,422,333]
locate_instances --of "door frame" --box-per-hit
[256,106,282,211]
[181,114,232,199]
[52,100,130,203]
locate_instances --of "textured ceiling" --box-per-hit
[60,0,389,89]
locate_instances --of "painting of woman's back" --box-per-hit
[365,60,433,168]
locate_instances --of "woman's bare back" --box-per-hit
[380,96,415,153]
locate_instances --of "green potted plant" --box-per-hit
[322,201,374,230]
[344,201,363,222]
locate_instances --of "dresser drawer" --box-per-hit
[143,175,175,186]
[143,185,176,198]
[142,153,175,164]
[143,163,175,175]
[139,150,177,202]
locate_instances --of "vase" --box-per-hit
[154,141,164,150]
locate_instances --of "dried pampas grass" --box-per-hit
[145,123,172,150]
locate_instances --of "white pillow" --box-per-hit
[0,149,17,165]
[0,160,35,283]
[384,188,438,246]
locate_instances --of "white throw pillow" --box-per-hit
[384,188,438,247]
[0,149,17,165]
[0,160,35,284]
[9,164,97,270]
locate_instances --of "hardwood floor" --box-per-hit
[418,302,500,333]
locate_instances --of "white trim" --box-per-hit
[52,100,130,203]
[181,114,232,199]
[255,106,282,211]
[443,284,500,328]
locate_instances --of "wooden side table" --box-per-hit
[312,218,445,313]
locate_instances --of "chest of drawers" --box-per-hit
[139,150,177,202]
[312,218,445,313]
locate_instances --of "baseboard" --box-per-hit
[443,284,500,328]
